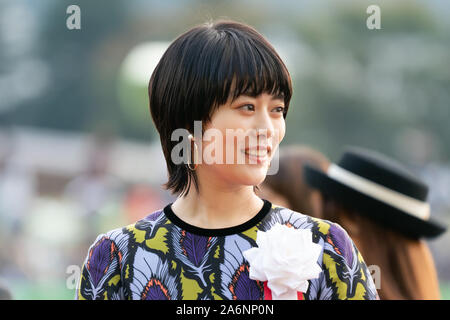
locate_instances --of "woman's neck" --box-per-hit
[171,180,264,230]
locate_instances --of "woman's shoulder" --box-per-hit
[268,204,378,300]
[93,208,167,246]
[266,203,355,261]
[265,203,337,236]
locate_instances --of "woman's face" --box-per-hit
[198,92,286,189]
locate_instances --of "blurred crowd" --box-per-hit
[0,127,175,299]
[0,126,449,299]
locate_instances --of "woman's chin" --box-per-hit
[208,163,270,187]
[236,164,269,185]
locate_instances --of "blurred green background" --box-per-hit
[0,0,449,299]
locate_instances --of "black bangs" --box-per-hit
[204,24,293,121]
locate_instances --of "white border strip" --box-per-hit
[327,164,430,221]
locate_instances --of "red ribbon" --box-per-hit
[263,281,304,300]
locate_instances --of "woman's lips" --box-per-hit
[241,145,271,164]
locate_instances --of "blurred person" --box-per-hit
[76,20,378,300]
[304,146,447,300]
[256,145,330,219]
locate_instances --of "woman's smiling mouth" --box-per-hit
[242,145,271,164]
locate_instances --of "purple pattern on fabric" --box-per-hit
[88,237,114,287]
[182,232,209,267]
[144,210,163,221]
[232,264,263,300]
[144,282,169,300]
[329,224,353,266]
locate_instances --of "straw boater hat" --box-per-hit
[303,146,447,239]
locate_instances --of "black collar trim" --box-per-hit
[163,199,272,236]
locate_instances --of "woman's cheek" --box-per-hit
[279,127,285,144]
[275,121,286,144]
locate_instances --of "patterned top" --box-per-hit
[76,200,379,300]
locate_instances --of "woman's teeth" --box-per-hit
[244,149,268,157]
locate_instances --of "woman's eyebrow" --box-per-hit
[271,93,285,101]
[231,93,285,104]
[231,94,255,103]
[236,93,285,100]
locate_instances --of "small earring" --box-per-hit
[187,134,198,171]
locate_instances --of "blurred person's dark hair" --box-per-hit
[304,146,447,300]
[148,19,292,197]
[258,145,329,218]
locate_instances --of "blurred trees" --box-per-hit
[1,0,129,137]
[1,0,449,163]
[284,1,450,163]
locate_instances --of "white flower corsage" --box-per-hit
[243,223,323,300]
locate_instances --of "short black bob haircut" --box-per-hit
[148,19,293,197]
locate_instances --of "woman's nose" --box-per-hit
[256,111,275,141]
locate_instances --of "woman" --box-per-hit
[304,146,447,299]
[257,145,330,219]
[76,20,378,300]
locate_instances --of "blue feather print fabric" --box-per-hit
[76,201,379,300]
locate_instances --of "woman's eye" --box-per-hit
[240,104,255,111]
[273,106,285,113]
